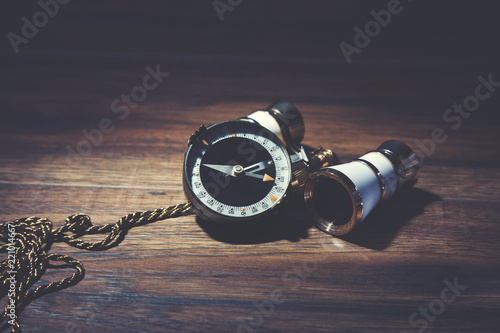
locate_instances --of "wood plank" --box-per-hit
[1,3,500,330]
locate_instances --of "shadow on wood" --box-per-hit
[340,187,441,250]
[195,196,315,244]
[195,187,439,247]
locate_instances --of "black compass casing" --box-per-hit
[183,120,294,225]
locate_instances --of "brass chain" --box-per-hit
[0,202,193,332]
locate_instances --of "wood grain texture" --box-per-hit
[1,1,500,332]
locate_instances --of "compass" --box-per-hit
[183,120,294,223]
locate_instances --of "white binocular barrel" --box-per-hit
[304,140,421,236]
[242,101,305,152]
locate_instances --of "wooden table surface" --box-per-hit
[1,1,500,332]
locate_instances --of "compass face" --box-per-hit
[183,120,292,222]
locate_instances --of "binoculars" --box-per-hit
[242,101,421,235]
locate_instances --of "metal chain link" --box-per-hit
[0,202,193,332]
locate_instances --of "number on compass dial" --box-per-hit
[184,120,292,220]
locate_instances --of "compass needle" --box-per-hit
[244,160,273,179]
[202,164,236,177]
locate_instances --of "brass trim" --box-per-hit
[304,168,363,236]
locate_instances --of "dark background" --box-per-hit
[1,1,500,332]
[1,0,500,161]
[2,0,500,59]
